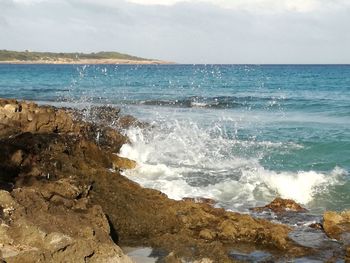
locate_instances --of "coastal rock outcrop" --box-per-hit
[0,99,312,262]
[0,181,133,263]
[251,197,308,213]
[0,98,128,152]
[323,211,350,243]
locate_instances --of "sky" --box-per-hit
[0,0,350,64]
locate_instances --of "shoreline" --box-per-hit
[0,98,349,262]
[0,58,174,65]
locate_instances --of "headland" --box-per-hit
[0,50,173,65]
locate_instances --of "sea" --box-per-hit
[1,64,349,215]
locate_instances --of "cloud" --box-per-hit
[126,0,349,13]
[0,0,349,63]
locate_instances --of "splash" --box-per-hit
[120,120,346,211]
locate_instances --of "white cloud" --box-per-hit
[1,0,349,63]
[12,0,49,4]
[126,0,348,13]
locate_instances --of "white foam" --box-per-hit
[120,120,347,211]
[190,101,208,108]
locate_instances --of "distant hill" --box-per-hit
[0,50,169,64]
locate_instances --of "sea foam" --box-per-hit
[120,119,346,211]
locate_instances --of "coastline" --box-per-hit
[0,58,174,65]
[0,98,349,263]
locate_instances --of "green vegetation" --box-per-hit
[0,50,149,61]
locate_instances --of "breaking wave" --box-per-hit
[120,120,347,211]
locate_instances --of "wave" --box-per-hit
[120,95,345,112]
[139,96,244,109]
[119,121,347,211]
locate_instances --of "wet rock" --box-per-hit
[182,197,216,206]
[117,115,139,129]
[0,99,128,152]
[80,105,144,130]
[229,250,273,263]
[111,155,137,170]
[0,99,313,262]
[309,223,323,230]
[83,105,121,126]
[323,211,350,242]
[251,198,308,213]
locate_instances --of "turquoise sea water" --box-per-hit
[0,64,349,213]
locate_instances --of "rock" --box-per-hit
[117,115,138,129]
[193,259,213,263]
[164,252,182,263]
[309,223,323,230]
[10,150,24,166]
[4,104,18,113]
[0,181,133,263]
[199,229,216,240]
[345,247,350,262]
[111,155,137,170]
[0,99,312,262]
[323,211,350,242]
[38,178,83,199]
[0,99,128,152]
[82,105,121,126]
[182,197,216,206]
[251,197,308,213]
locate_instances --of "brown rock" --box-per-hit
[199,229,216,240]
[345,247,350,262]
[117,115,138,129]
[164,252,182,263]
[251,197,308,213]
[0,99,312,262]
[83,105,121,126]
[309,223,323,230]
[0,182,133,263]
[182,197,216,206]
[323,211,350,241]
[194,259,213,263]
[111,155,137,170]
[10,150,24,166]
[217,220,238,240]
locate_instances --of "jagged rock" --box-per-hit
[0,182,133,263]
[0,98,128,152]
[251,197,308,213]
[323,211,350,242]
[0,99,313,262]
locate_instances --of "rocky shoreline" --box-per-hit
[0,98,349,262]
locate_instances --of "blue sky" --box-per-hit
[1,0,349,63]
